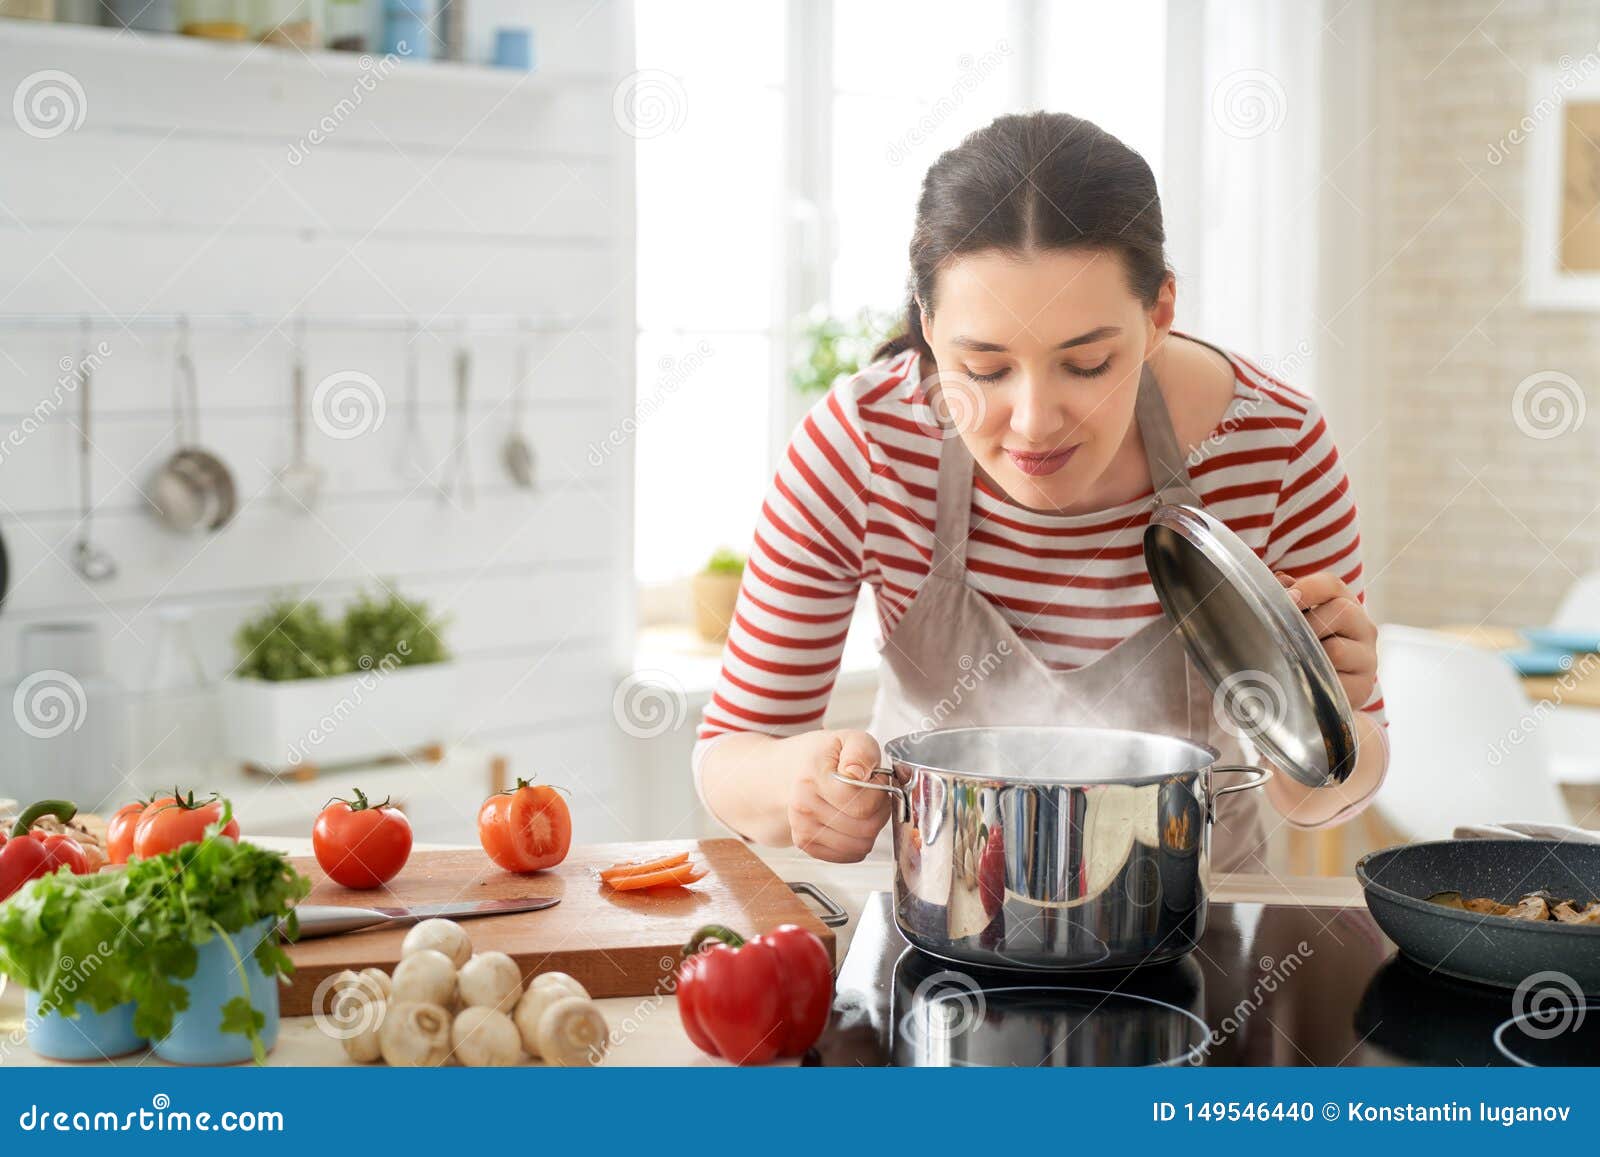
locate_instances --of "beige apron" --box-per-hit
[867,361,1269,873]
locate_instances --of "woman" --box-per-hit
[694,111,1388,870]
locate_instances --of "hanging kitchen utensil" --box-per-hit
[501,329,537,490]
[1137,363,1356,788]
[396,322,440,495]
[276,319,325,511]
[440,344,474,506]
[148,317,237,533]
[72,320,118,583]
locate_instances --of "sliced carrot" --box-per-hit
[599,852,690,882]
[604,863,708,892]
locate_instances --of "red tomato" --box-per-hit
[132,791,240,859]
[477,779,571,872]
[313,789,413,889]
[106,801,145,865]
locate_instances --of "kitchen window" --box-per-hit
[634,0,1168,625]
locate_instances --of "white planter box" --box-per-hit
[219,662,458,772]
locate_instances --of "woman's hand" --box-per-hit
[1275,570,1378,708]
[787,729,892,863]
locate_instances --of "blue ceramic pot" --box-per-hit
[152,919,279,1065]
[25,992,146,1061]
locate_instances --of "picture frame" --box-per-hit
[1521,63,1600,310]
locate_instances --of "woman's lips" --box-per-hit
[1004,445,1079,477]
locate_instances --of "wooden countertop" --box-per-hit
[0,841,1364,1068]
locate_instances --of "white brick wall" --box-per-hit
[1372,0,1600,627]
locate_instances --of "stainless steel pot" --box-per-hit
[836,725,1271,971]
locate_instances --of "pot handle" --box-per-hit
[1208,765,1273,820]
[787,881,849,927]
[830,768,910,823]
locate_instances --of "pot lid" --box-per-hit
[1143,502,1357,788]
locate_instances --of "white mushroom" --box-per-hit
[451,1006,523,1067]
[341,1001,386,1064]
[513,973,591,1057]
[457,952,523,1013]
[332,967,389,1005]
[390,948,458,1008]
[378,1002,452,1067]
[358,967,392,1001]
[535,996,609,1067]
[400,918,472,968]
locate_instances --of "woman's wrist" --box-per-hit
[697,731,806,847]
[1261,711,1389,829]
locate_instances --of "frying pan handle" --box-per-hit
[1207,765,1274,820]
[830,767,910,823]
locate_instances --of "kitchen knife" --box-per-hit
[287,896,561,940]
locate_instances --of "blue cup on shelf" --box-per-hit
[25,993,146,1062]
[383,0,435,61]
[493,27,536,71]
[151,919,280,1066]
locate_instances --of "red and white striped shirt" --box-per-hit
[695,345,1386,753]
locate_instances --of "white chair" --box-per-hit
[1373,624,1573,842]
[1551,571,1600,628]
[1536,573,1600,788]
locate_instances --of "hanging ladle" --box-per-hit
[276,318,325,511]
[501,327,537,490]
[72,317,117,583]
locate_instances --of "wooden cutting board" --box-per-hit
[280,839,835,1017]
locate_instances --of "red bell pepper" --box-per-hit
[0,800,88,902]
[677,922,834,1064]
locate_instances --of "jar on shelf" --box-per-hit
[0,0,56,19]
[324,0,367,51]
[179,0,247,39]
[107,0,178,32]
[253,0,320,48]
[381,0,434,61]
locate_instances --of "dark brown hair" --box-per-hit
[875,111,1169,363]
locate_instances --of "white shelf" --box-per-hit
[2,17,585,92]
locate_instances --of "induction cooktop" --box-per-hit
[809,892,1600,1067]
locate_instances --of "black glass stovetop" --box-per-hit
[810,892,1600,1067]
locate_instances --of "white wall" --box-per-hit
[0,7,639,843]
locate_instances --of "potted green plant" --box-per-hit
[692,548,745,643]
[0,806,310,1065]
[219,586,455,774]
[789,306,898,396]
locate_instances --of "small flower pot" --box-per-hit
[25,994,146,1061]
[152,919,279,1066]
[691,572,742,643]
[220,661,457,774]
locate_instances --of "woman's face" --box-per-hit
[919,247,1173,512]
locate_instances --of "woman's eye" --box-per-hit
[964,366,1009,384]
[1067,358,1113,379]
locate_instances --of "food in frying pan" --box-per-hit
[1426,888,1600,924]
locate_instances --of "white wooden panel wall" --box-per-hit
[0,8,640,844]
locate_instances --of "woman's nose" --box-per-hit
[1008,376,1068,443]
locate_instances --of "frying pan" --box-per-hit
[1356,838,1600,995]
